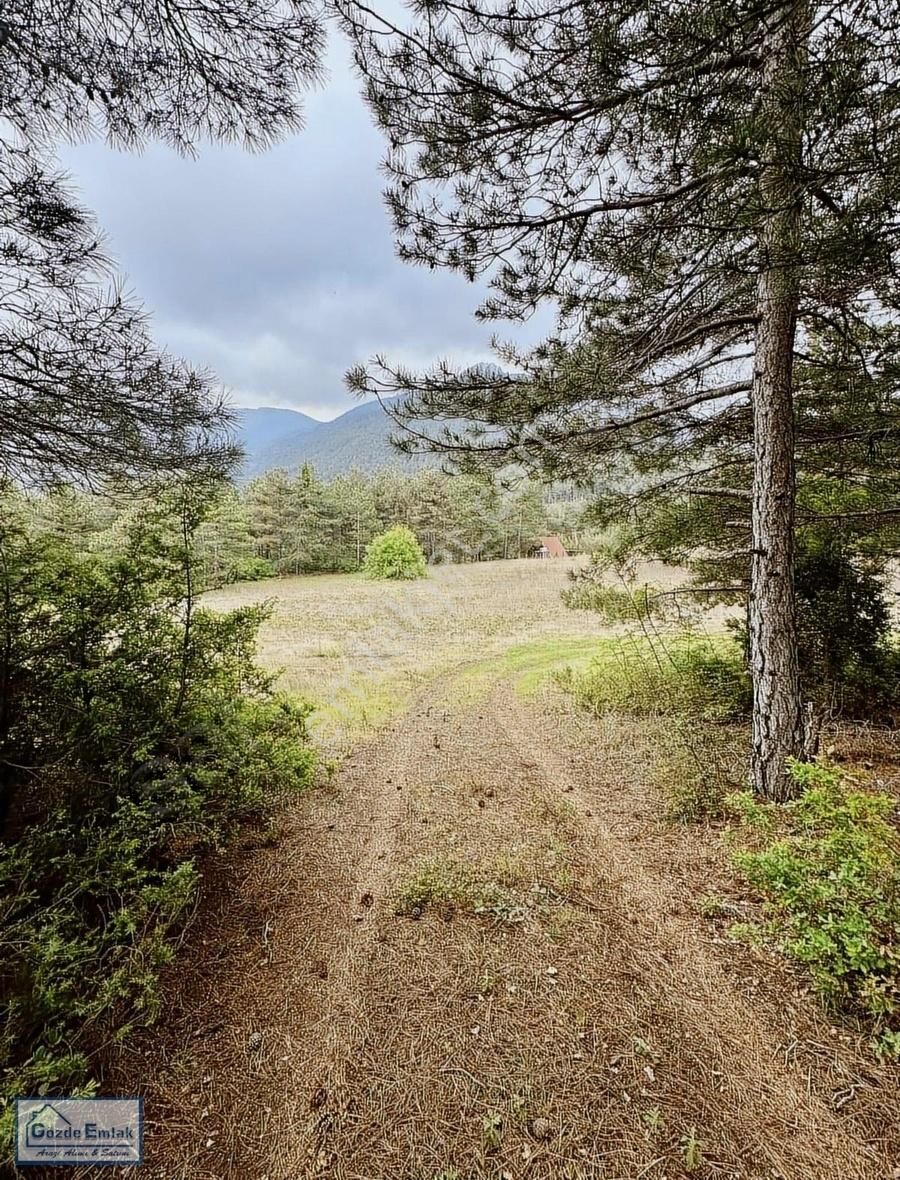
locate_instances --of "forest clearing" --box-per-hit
[87,559,900,1180]
[5,0,900,1175]
[204,558,684,751]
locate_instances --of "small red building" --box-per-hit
[533,534,569,559]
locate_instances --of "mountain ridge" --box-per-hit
[235,399,440,479]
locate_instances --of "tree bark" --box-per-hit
[749,1,810,801]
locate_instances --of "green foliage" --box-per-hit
[562,579,655,623]
[363,524,427,580]
[793,537,900,717]
[725,533,900,718]
[0,484,316,1157]
[728,762,900,1032]
[232,555,277,581]
[559,635,751,724]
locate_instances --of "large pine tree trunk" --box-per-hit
[749,1,809,801]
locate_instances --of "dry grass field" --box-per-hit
[204,558,690,750]
[102,559,900,1180]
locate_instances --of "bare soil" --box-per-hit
[87,561,898,1180]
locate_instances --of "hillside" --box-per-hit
[233,406,318,455]
[237,399,439,479]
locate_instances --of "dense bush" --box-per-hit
[558,636,751,724]
[794,538,900,718]
[363,524,427,580]
[728,761,900,1055]
[230,554,277,582]
[0,486,316,1153]
[725,536,900,720]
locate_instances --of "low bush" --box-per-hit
[363,525,427,580]
[231,554,276,582]
[728,761,900,1052]
[559,635,751,724]
[0,485,317,1156]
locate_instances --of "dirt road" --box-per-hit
[103,664,900,1180]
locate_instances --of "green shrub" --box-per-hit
[728,536,900,719]
[795,537,899,716]
[0,486,317,1159]
[728,761,900,1035]
[231,554,276,582]
[363,525,427,580]
[559,635,751,724]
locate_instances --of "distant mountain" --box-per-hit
[234,406,318,458]
[237,399,440,479]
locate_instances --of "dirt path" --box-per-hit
[99,671,900,1180]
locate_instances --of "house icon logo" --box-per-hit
[15,1096,143,1165]
[25,1103,73,1146]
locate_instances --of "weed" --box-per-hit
[680,1126,706,1171]
[482,1110,503,1152]
[631,1035,655,1059]
[699,893,727,918]
[393,858,524,924]
[509,1093,529,1124]
[473,970,500,997]
[642,1107,665,1135]
[559,634,750,724]
[531,794,579,831]
[492,849,532,888]
[728,760,900,1037]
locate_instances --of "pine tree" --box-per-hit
[342,0,900,799]
[1,0,324,486]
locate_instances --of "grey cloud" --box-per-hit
[57,35,549,420]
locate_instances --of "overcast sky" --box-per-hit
[58,32,548,422]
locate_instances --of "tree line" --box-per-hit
[6,467,586,586]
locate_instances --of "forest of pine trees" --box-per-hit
[4,467,586,586]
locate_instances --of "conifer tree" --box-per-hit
[342,0,900,799]
[1,0,324,486]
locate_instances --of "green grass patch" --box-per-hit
[311,673,415,748]
[453,635,604,702]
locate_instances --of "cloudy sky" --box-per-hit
[58,32,548,422]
